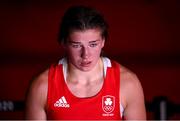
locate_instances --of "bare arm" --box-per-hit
[120,66,146,120]
[25,69,48,120]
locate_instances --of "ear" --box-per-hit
[101,39,105,48]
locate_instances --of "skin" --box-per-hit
[25,28,146,120]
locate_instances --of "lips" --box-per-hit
[80,61,91,67]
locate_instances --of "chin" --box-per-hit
[79,67,92,72]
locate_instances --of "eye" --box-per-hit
[71,44,82,48]
[89,43,98,47]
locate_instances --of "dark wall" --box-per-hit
[0,0,180,119]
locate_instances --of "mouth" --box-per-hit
[80,61,92,67]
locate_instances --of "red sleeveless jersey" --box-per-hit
[47,60,121,120]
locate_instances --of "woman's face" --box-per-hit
[65,28,105,72]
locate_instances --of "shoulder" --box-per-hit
[26,69,49,107]
[30,69,49,93]
[120,64,144,107]
[108,59,140,89]
[119,64,146,119]
[25,69,49,119]
[120,65,140,88]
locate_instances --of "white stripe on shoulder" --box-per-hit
[58,58,68,82]
[58,58,66,65]
[102,57,111,76]
[120,103,124,117]
[102,57,111,67]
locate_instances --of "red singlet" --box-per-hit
[47,59,121,120]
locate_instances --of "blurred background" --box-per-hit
[0,0,180,120]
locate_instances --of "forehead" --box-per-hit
[68,28,102,41]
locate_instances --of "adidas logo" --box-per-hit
[54,96,70,108]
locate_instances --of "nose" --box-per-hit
[81,46,89,59]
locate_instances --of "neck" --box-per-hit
[67,58,104,85]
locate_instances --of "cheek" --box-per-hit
[68,49,81,58]
[92,48,102,56]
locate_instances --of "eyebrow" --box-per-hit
[89,40,100,43]
[68,41,81,44]
[68,40,100,44]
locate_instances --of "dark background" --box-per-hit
[0,0,180,119]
